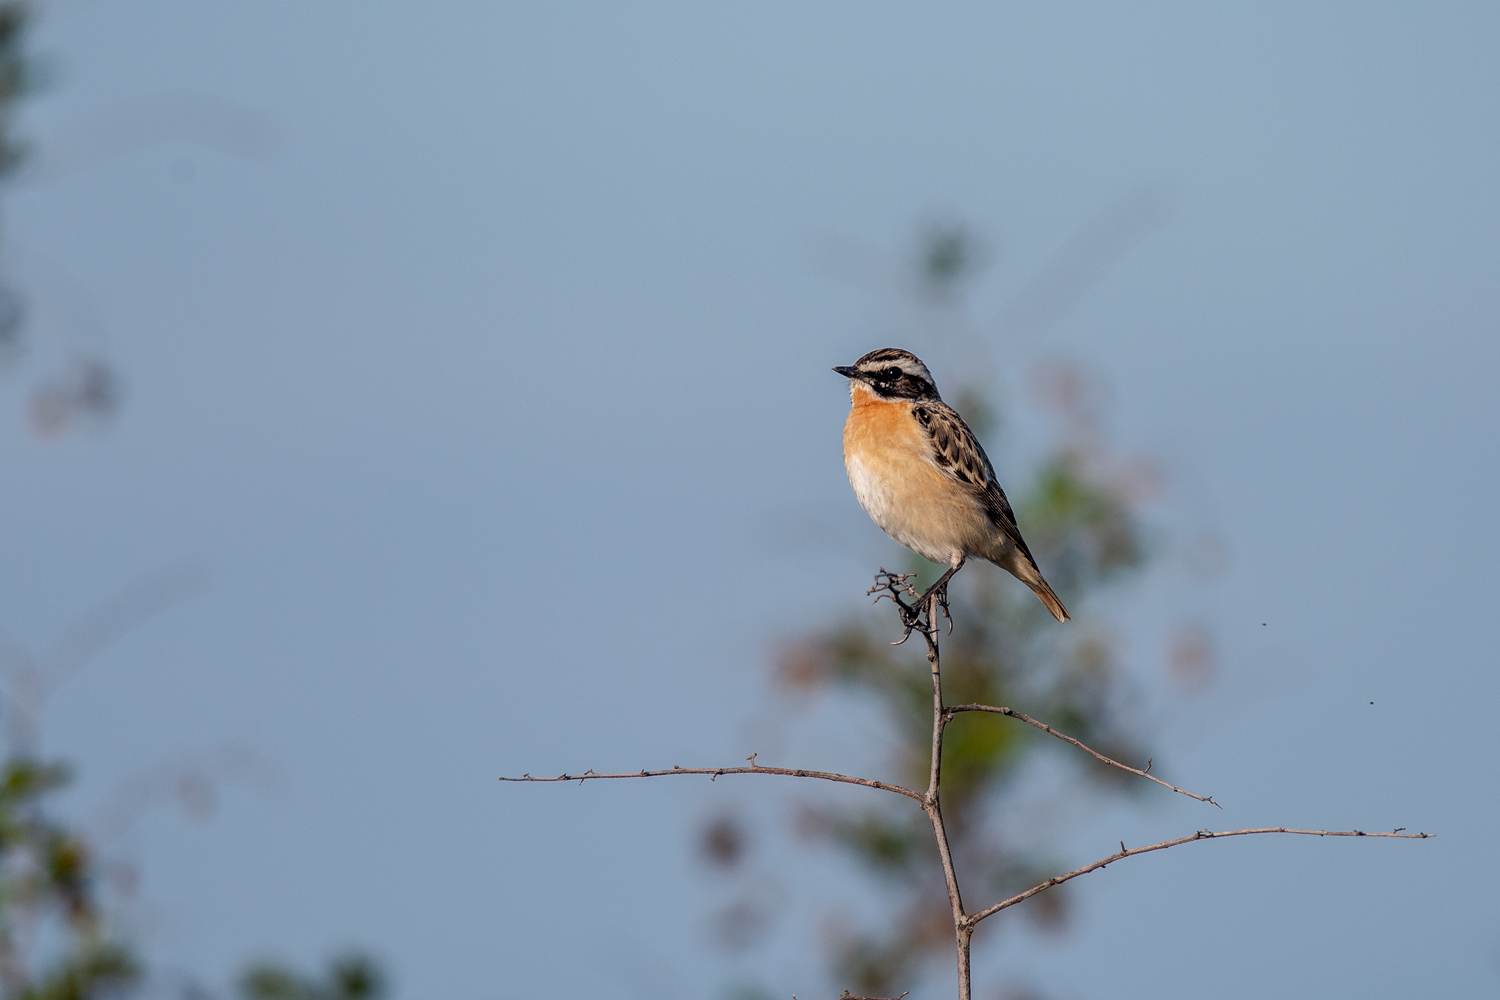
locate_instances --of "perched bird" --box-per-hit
[834,348,1069,622]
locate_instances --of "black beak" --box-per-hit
[832,366,859,379]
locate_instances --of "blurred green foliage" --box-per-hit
[0,758,139,1000]
[0,12,390,1000]
[0,723,390,1000]
[240,955,385,1000]
[0,10,135,999]
[0,742,389,1000]
[0,1,33,180]
[917,220,985,299]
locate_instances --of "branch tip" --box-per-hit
[947,703,1217,805]
[966,825,1437,925]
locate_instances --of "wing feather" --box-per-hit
[912,401,1039,566]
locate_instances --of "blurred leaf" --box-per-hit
[700,815,748,870]
[15,945,138,1000]
[917,221,988,299]
[240,954,385,1000]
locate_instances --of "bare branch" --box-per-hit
[964,826,1434,927]
[502,565,1434,1000]
[921,617,965,904]
[498,763,925,804]
[946,703,1219,807]
[904,583,973,999]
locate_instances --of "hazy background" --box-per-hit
[1,3,1496,997]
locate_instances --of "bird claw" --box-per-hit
[870,569,953,642]
[911,580,953,635]
[934,586,953,634]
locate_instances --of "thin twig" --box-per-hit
[963,826,1434,926]
[945,703,1219,807]
[911,585,972,1000]
[499,765,924,804]
[922,633,967,932]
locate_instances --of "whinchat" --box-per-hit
[835,348,1069,623]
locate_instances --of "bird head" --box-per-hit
[833,348,939,401]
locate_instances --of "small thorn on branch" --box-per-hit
[746,753,758,767]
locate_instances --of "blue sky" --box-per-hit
[1,3,1496,998]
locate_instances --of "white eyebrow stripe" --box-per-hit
[858,362,933,382]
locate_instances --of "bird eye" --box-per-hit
[883,367,902,379]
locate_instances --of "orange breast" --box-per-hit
[841,382,992,564]
[843,384,927,458]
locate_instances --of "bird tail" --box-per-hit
[987,548,1071,623]
[1029,578,1070,623]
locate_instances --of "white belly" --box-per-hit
[846,451,972,566]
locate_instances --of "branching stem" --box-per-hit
[500,568,1433,1000]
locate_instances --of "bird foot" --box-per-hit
[869,569,954,643]
[919,580,954,635]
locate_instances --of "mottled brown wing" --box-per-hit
[912,401,1040,565]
